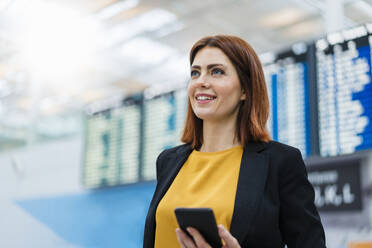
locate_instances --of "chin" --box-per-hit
[193,111,216,120]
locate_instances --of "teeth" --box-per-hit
[196,96,215,100]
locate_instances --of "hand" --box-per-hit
[175,224,241,248]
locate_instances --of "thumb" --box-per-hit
[218,225,240,248]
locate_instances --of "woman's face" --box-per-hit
[188,47,245,122]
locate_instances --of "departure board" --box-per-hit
[263,44,311,157]
[142,89,188,180]
[316,25,372,156]
[83,97,142,188]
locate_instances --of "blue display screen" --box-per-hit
[264,53,311,157]
[316,35,372,156]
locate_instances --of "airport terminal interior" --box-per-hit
[1,0,372,247]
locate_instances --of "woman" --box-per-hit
[143,35,326,248]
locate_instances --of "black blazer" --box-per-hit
[143,141,326,248]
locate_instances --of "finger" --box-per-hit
[218,225,240,248]
[175,229,186,248]
[187,227,211,248]
[176,228,197,248]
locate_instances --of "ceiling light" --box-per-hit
[154,21,184,38]
[96,0,139,20]
[260,7,308,28]
[105,8,178,46]
[121,38,175,65]
[136,55,187,86]
[283,19,323,40]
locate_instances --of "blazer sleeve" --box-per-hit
[278,148,326,248]
[143,150,168,248]
[155,149,167,181]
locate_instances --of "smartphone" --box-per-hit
[174,207,222,248]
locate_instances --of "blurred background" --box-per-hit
[0,0,372,247]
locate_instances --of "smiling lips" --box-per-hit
[195,93,217,104]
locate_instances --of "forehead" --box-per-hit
[192,47,232,66]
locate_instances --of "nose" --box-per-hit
[195,74,211,88]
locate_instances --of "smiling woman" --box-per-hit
[143,35,326,248]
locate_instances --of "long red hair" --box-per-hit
[181,35,271,149]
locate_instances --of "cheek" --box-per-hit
[187,83,195,100]
[216,85,235,98]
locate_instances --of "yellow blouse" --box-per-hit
[154,145,243,248]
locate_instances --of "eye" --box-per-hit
[211,68,224,75]
[190,70,199,78]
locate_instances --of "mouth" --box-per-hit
[195,93,217,104]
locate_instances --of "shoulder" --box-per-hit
[156,143,192,165]
[155,143,192,180]
[262,140,303,163]
[262,141,305,172]
[264,140,302,156]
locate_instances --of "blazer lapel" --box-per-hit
[230,142,269,244]
[144,144,192,248]
[154,145,192,207]
[149,144,192,225]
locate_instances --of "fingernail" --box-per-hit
[218,225,226,232]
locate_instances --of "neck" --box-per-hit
[200,116,241,152]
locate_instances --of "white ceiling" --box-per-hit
[0,0,372,148]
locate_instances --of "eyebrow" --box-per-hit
[191,64,225,70]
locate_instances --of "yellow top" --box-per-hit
[154,145,243,248]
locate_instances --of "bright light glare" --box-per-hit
[121,38,175,65]
[0,0,13,11]
[15,0,101,83]
[105,8,178,46]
